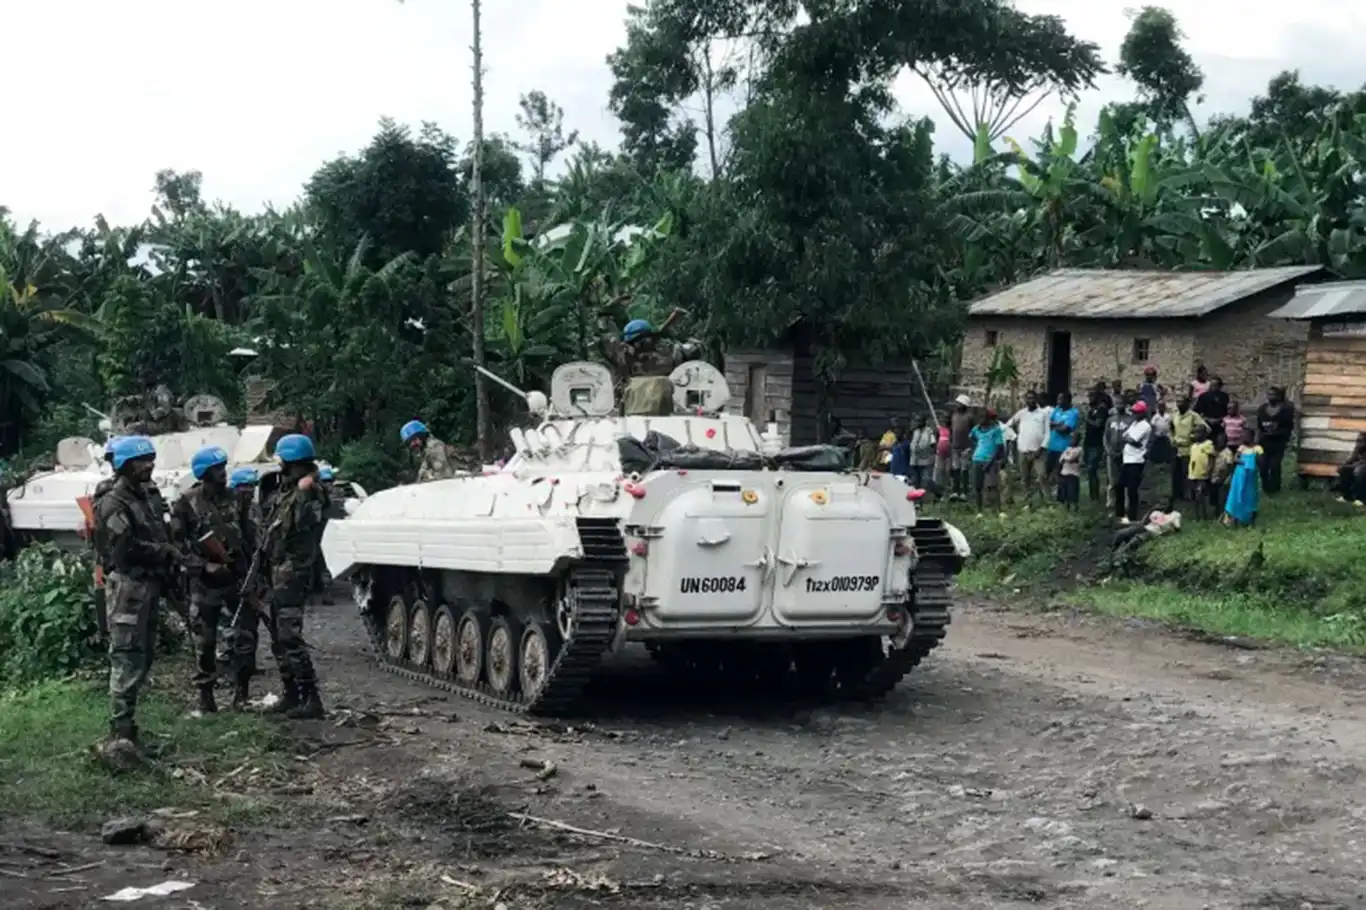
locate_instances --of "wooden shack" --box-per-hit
[1268,281,1366,480]
[724,324,951,446]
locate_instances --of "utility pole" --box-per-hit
[469,0,490,461]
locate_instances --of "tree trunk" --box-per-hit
[470,0,491,462]
[700,47,720,178]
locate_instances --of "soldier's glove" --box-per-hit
[179,551,205,572]
[160,543,186,566]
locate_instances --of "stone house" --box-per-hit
[960,267,1325,404]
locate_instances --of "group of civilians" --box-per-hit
[879,364,1328,526]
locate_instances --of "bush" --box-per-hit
[333,434,408,494]
[0,544,102,687]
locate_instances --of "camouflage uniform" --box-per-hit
[605,336,701,416]
[219,487,273,691]
[169,480,254,701]
[95,475,180,740]
[263,473,330,713]
[417,437,458,482]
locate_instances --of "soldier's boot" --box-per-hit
[263,678,300,714]
[196,685,218,715]
[285,682,325,720]
[230,669,252,711]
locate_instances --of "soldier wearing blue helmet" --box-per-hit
[93,435,192,757]
[400,419,457,482]
[257,433,328,719]
[170,446,255,713]
[605,308,702,416]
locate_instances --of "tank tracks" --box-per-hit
[356,518,956,714]
[837,518,956,699]
[357,517,625,716]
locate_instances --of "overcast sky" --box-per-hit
[3,0,1362,231]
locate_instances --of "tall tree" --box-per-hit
[153,169,206,219]
[606,3,699,176]
[1114,6,1204,135]
[640,0,1104,382]
[469,0,490,461]
[304,119,464,267]
[515,90,579,185]
[913,11,1105,145]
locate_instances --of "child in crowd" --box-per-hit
[970,408,1006,515]
[1186,424,1215,520]
[1222,398,1247,448]
[1058,431,1083,511]
[1209,434,1236,511]
[1223,437,1264,528]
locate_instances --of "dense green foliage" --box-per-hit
[0,544,101,687]
[3,1,1365,486]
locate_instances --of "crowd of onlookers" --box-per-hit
[874,364,1366,527]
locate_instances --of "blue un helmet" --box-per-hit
[622,318,653,343]
[190,445,229,480]
[318,466,334,481]
[228,467,259,489]
[274,433,316,464]
[103,435,126,463]
[110,436,156,471]
[400,420,428,444]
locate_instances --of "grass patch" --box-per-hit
[1064,584,1366,651]
[929,483,1366,651]
[0,670,294,828]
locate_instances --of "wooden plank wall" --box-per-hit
[1296,328,1366,477]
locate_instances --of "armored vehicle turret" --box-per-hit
[5,395,359,549]
[323,361,969,715]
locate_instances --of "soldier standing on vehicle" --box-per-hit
[604,311,701,416]
[401,420,458,482]
[94,436,191,755]
[262,433,329,719]
[170,446,252,715]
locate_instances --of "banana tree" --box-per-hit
[494,205,674,365]
[1079,112,1212,267]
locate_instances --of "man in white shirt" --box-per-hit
[1117,400,1152,524]
[1007,390,1052,507]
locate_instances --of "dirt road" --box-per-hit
[7,597,1366,909]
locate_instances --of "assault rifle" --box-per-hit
[229,516,282,628]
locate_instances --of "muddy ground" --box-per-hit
[5,593,1366,910]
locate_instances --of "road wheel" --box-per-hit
[518,621,558,701]
[486,615,521,698]
[431,606,458,678]
[407,599,433,668]
[455,608,488,686]
[383,595,408,663]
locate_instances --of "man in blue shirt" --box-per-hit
[970,408,1006,514]
[1046,392,1080,487]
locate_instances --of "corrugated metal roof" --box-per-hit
[1267,280,1366,320]
[967,266,1323,319]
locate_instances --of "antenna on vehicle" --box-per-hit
[464,360,549,418]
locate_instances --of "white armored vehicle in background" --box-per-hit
[5,394,360,550]
[322,361,969,715]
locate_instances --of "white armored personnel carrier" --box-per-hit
[323,361,969,715]
[6,395,358,549]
